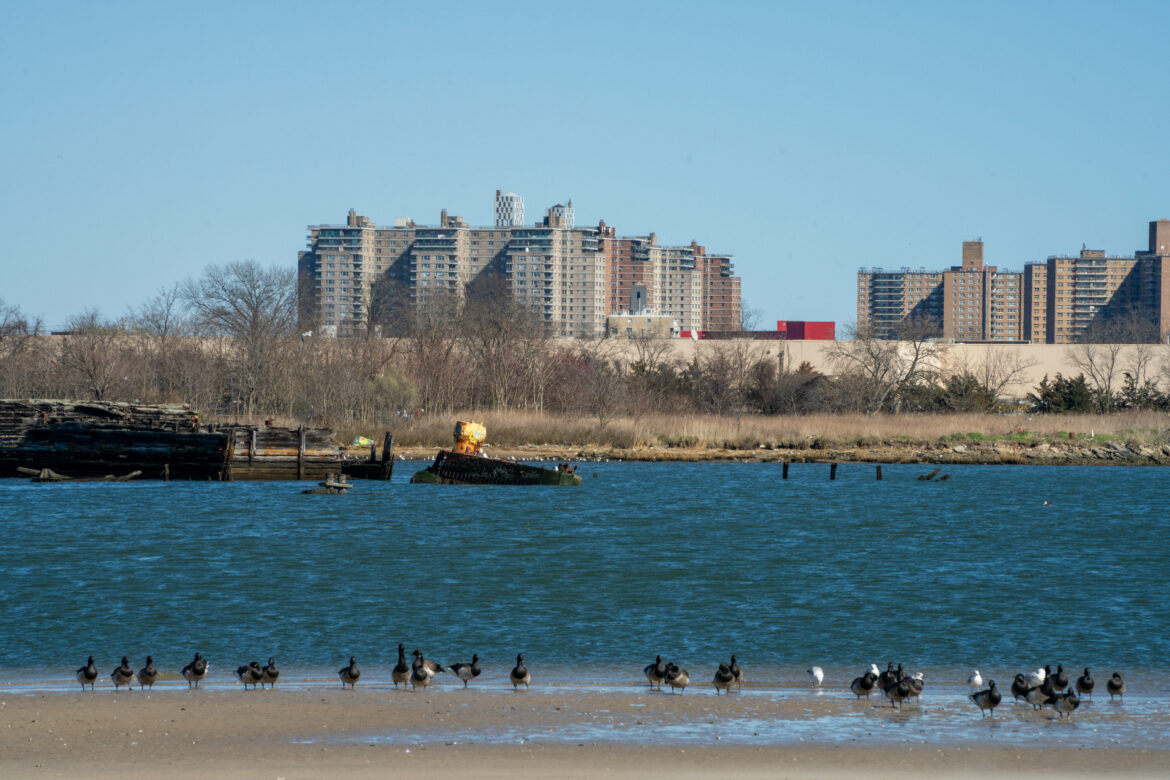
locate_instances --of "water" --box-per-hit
[2,462,1168,748]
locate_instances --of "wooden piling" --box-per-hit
[297,426,305,481]
[782,461,789,479]
[380,433,395,481]
[876,464,882,480]
[830,462,838,480]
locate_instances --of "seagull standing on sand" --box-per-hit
[77,656,99,690]
[644,656,666,690]
[111,657,135,690]
[713,663,735,694]
[969,680,1002,717]
[1106,672,1126,700]
[260,658,279,689]
[338,656,360,688]
[137,656,158,689]
[807,666,824,687]
[181,653,208,689]
[510,653,531,689]
[967,670,983,690]
[1076,668,1094,699]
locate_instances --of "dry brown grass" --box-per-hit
[320,409,1170,451]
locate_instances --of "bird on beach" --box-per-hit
[729,655,744,688]
[449,654,482,688]
[1076,668,1094,699]
[664,663,689,694]
[111,657,135,690]
[970,680,1002,717]
[181,652,208,689]
[261,658,279,689]
[1025,678,1056,710]
[137,656,158,689]
[907,672,925,702]
[1053,688,1080,719]
[1106,672,1126,700]
[713,662,735,694]
[644,655,666,690]
[850,671,877,699]
[878,663,898,690]
[807,666,824,687]
[967,670,983,690]
[411,649,445,682]
[411,662,434,690]
[1011,673,1030,703]
[883,677,913,709]
[510,653,531,689]
[1024,666,1048,689]
[392,644,410,689]
[77,656,99,690]
[1051,665,1069,690]
[236,661,263,690]
[338,656,360,688]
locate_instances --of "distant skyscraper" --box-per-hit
[494,190,524,227]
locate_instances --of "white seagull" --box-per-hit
[807,666,824,687]
[967,669,983,690]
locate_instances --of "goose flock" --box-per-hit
[72,652,1128,718]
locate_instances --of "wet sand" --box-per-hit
[2,685,1165,779]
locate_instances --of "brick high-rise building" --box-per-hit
[299,195,741,338]
[856,220,1170,343]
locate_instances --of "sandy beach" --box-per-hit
[2,684,1165,779]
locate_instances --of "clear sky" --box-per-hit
[3,0,1168,331]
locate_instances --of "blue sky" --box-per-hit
[3,0,1168,331]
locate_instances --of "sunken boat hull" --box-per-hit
[411,449,581,485]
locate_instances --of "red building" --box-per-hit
[777,321,835,340]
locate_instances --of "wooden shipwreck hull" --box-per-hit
[411,449,582,485]
[0,400,372,482]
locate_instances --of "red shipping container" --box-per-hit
[804,321,835,340]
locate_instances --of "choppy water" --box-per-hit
[1,463,1167,721]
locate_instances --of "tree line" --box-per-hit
[3,263,1169,427]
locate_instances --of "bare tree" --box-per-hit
[0,300,45,397]
[826,320,943,413]
[952,346,1039,405]
[56,310,130,401]
[462,275,549,410]
[182,261,297,417]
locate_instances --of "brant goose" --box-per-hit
[510,653,530,689]
[338,656,360,688]
[969,680,1002,717]
[111,657,135,690]
[236,661,263,690]
[450,654,482,688]
[713,662,735,694]
[664,663,689,694]
[77,656,99,690]
[644,655,666,690]
[1053,688,1080,719]
[137,656,158,690]
[1106,672,1125,700]
[729,655,744,688]
[1051,664,1068,690]
[850,671,877,699]
[1075,668,1094,699]
[181,653,208,689]
[392,644,410,689]
[260,658,279,688]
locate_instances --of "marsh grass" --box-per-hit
[320,410,1170,452]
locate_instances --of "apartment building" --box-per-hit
[857,221,1170,343]
[298,195,742,338]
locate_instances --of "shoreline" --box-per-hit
[390,439,1170,467]
[3,687,1166,779]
